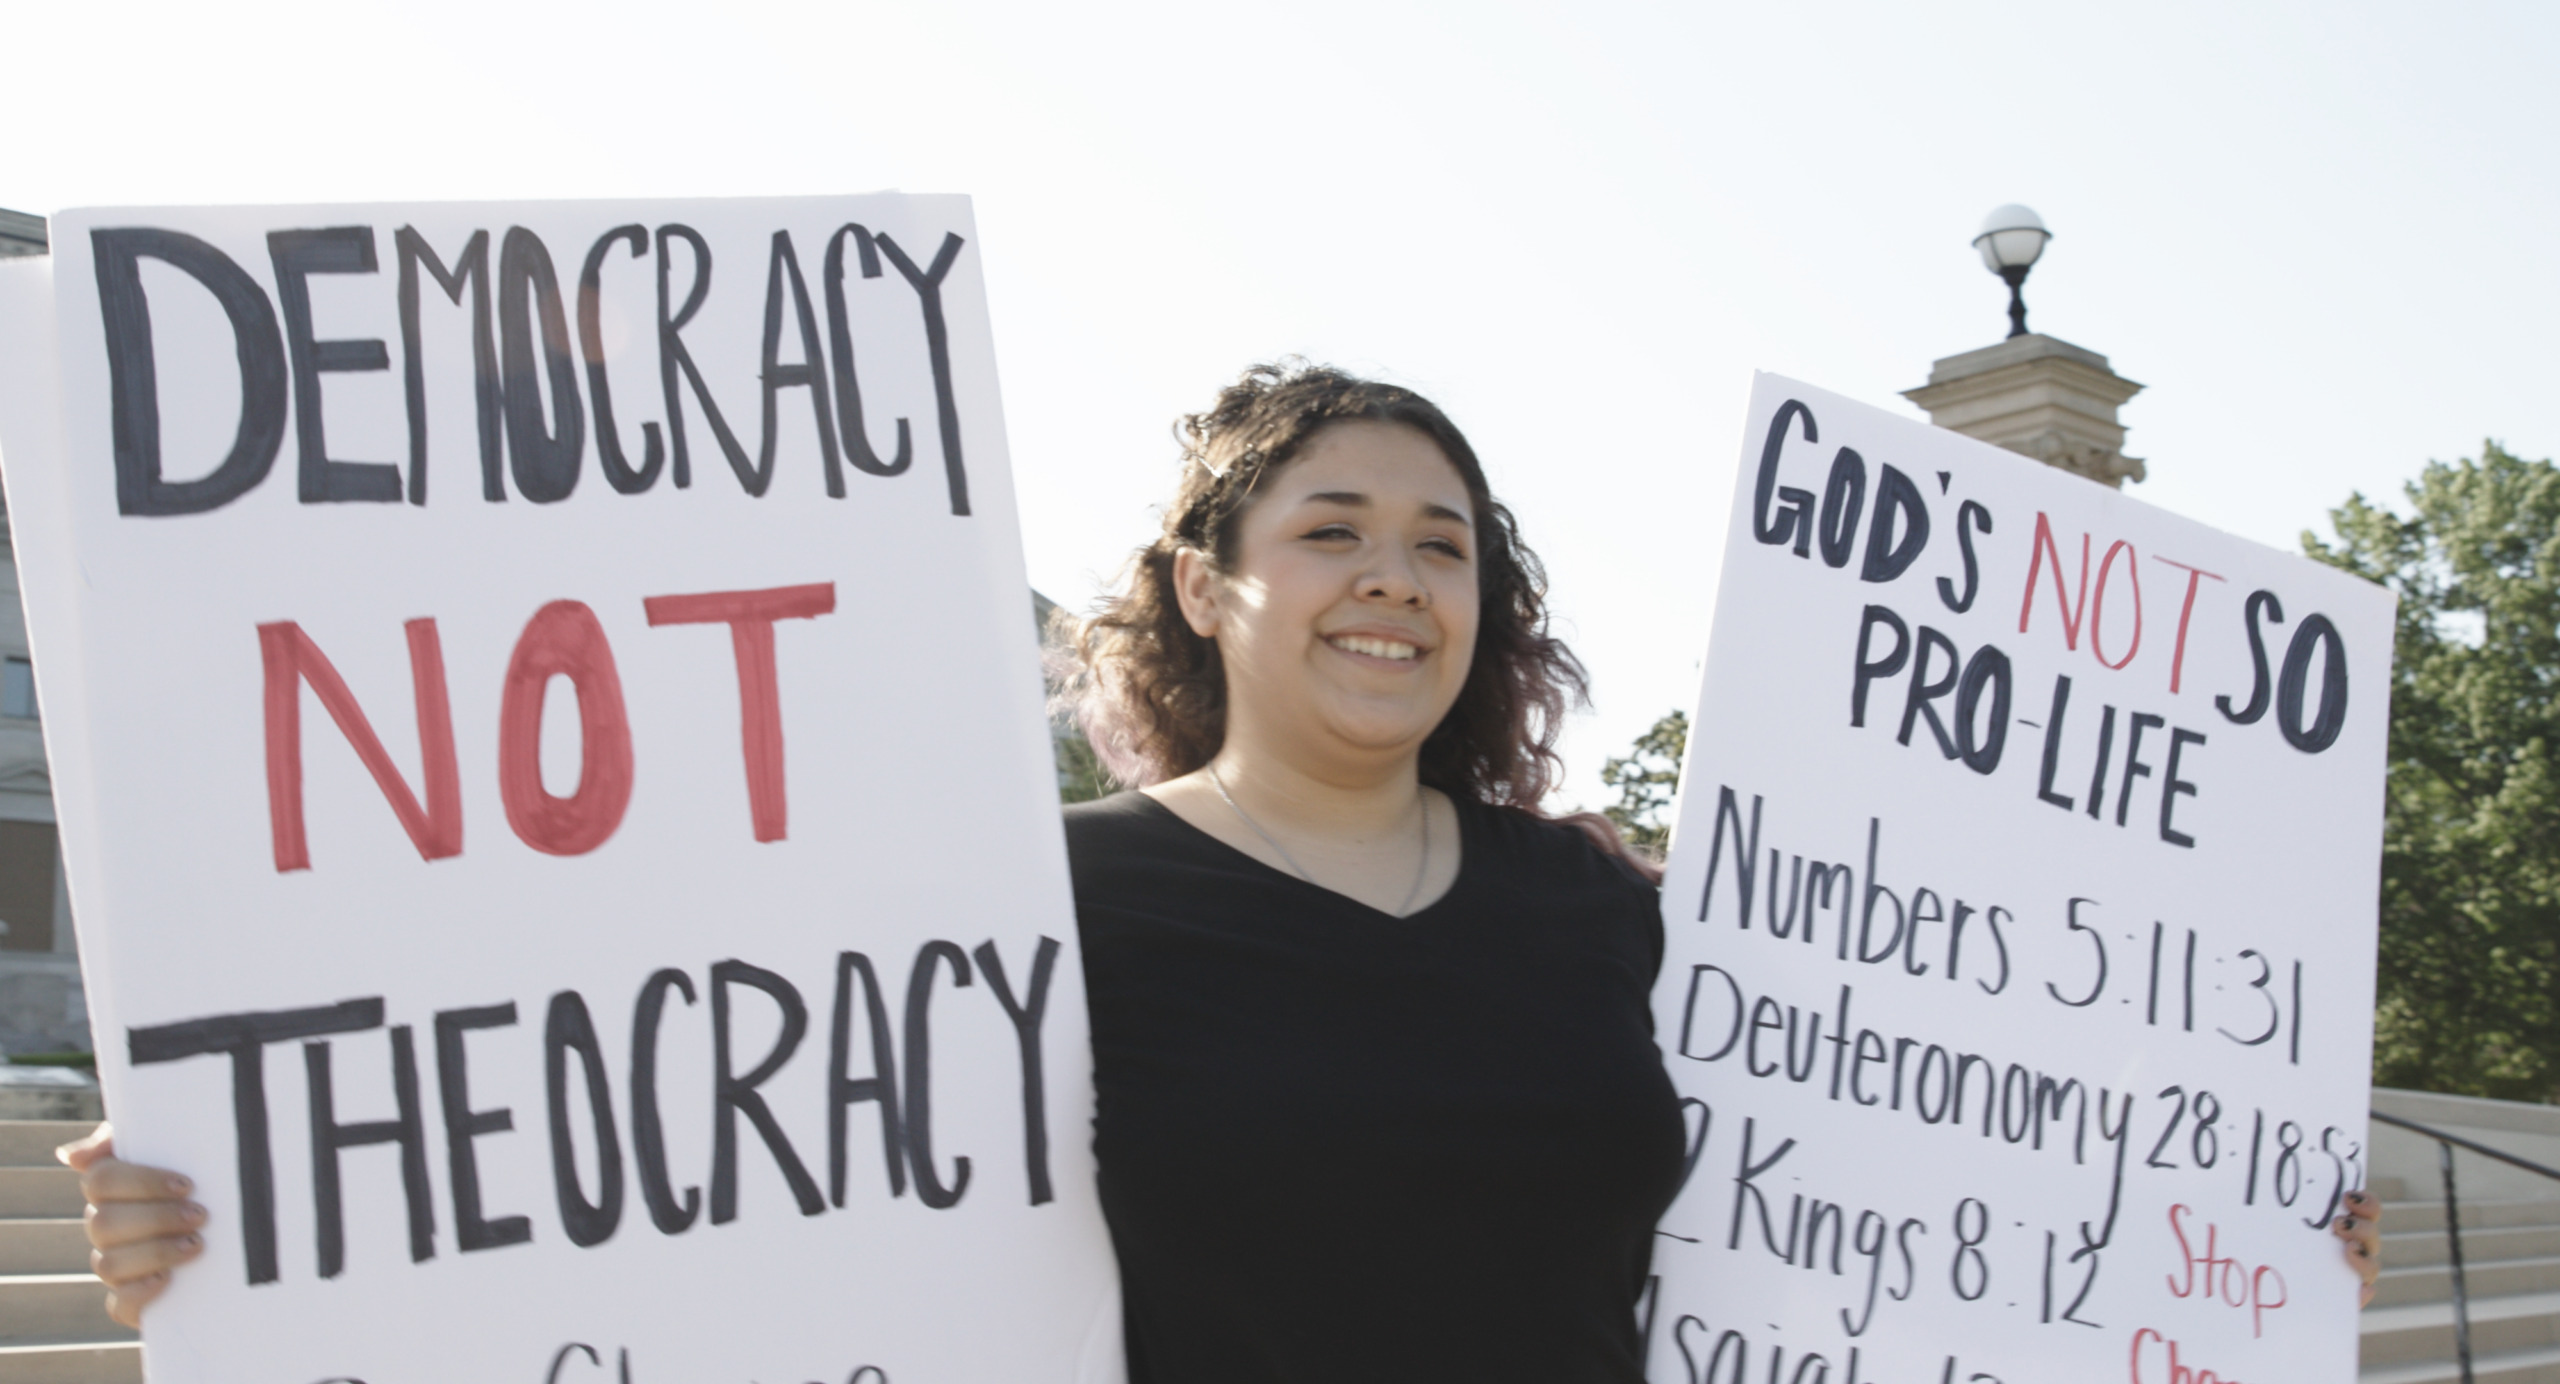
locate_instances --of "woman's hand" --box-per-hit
[2336,1189,2383,1308]
[56,1124,208,1328]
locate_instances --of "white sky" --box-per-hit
[8,0,2556,810]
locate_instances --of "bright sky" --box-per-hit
[9,0,2556,809]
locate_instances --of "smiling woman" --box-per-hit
[1045,362,1688,1380]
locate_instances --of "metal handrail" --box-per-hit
[2369,1109,2560,1384]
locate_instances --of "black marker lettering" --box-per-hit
[1818,448,1866,569]
[2084,705,2117,821]
[579,225,666,495]
[435,1002,532,1251]
[1953,644,2011,774]
[973,937,1060,1206]
[748,230,841,498]
[2115,712,2164,828]
[2034,674,2076,810]
[394,227,500,503]
[498,228,585,503]
[2217,590,2283,724]
[1859,463,1930,583]
[629,968,701,1234]
[870,231,972,516]
[653,224,750,491]
[544,990,624,1248]
[1851,606,1910,729]
[91,227,288,516]
[827,950,906,1205]
[128,998,383,1284]
[2277,615,2349,753]
[904,941,974,1209]
[1937,500,1991,612]
[2160,728,2206,847]
[1698,787,1763,924]
[709,960,824,1222]
[1752,400,1817,555]
[1898,626,1961,757]
[821,224,914,486]
[303,1025,434,1276]
[268,226,400,504]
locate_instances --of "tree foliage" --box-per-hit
[2307,442,2560,1099]
[1056,727,1112,805]
[1602,709,1690,855]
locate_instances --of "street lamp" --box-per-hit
[1973,204,2050,339]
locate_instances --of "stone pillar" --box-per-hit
[1901,333,2146,488]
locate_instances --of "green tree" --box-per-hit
[2308,442,2560,1099]
[1601,709,1689,855]
[1056,727,1113,804]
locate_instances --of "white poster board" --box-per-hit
[1647,374,2391,1383]
[0,197,1119,1383]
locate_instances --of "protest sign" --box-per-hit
[0,197,1120,1383]
[1646,374,2391,1383]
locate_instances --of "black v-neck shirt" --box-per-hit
[1066,791,1687,1383]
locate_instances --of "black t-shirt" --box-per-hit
[1066,791,1687,1383]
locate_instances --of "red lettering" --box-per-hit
[2250,1263,2287,1338]
[2019,511,2092,649]
[2165,1203,2197,1296]
[499,601,634,856]
[2131,1327,2244,1384]
[260,619,461,872]
[2161,1205,2287,1339]
[643,582,837,843]
[2091,539,2143,670]
[2152,557,2225,694]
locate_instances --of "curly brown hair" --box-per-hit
[1048,361,1591,810]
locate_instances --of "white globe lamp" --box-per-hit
[1972,204,2051,338]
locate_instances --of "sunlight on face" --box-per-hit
[1191,420,1482,772]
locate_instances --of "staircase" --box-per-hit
[2363,1089,2560,1383]
[0,1119,135,1383]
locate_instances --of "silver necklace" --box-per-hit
[1206,763,1433,916]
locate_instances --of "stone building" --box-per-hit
[0,207,87,1056]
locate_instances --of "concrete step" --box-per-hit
[2375,1255,2560,1308]
[2375,1175,2413,1202]
[2362,1339,2560,1384]
[0,1340,142,1384]
[0,1123,94,1169]
[2361,1289,2560,1367]
[2387,1199,2560,1234]
[0,1273,131,1344]
[2386,1224,2560,1268]
[0,1221,89,1276]
[0,1088,104,1124]
[0,1168,82,1219]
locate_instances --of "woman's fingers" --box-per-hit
[102,1272,169,1329]
[54,1123,112,1172]
[86,1195,207,1251]
[78,1156,193,1210]
[2335,1189,2383,1307]
[60,1129,206,1329]
[91,1230,203,1286]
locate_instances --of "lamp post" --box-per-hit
[1909,204,2144,488]
[1973,204,2051,339]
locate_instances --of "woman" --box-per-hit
[65,362,2383,1376]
